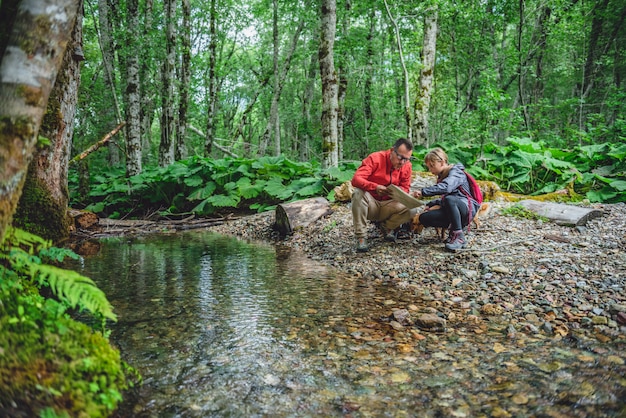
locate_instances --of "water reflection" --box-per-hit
[72,232,626,417]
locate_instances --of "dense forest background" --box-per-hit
[68,0,626,218]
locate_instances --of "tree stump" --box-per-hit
[274,197,333,235]
[518,200,604,226]
[69,209,99,230]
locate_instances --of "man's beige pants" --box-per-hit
[351,188,416,239]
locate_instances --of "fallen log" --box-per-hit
[518,200,604,226]
[274,197,333,236]
[69,208,99,229]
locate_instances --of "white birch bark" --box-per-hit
[383,0,412,142]
[0,0,80,242]
[177,0,191,160]
[159,0,176,166]
[413,5,438,147]
[125,0,142,175]
[319,0,339,169]
[15,3,84,241]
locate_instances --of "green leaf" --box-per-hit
[206,194,241,207]
[183,175,204,187]
[294,180,324,197]
[237,178,265,199]
[264,178,294,200]
[187,182,217,200]
[608,179,626,191]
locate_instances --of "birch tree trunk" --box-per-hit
[300,50,317,161]
[98,0,121,166]
[383,0,412,142]
[177,0,191,160]
[0,0,80,243]
[319,0,339,169]
[125,0,142,176]
[205,0,218,156]
[337,0,351,162]
[159,0,177,166]
[413,5,438,147]
[140,0,156,158]
[14,2,84,242]
[258,16,305,157]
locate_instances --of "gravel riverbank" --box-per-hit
[95,196,626,416]
[210,200,626,349]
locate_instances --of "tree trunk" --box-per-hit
[413,5,438,147]
[177,0,191,160]
[98,0,122,166]
[337,0,351,162]
[319,0,339,169]
[0,0,80,243]
[159,0,177,166]
[299,49,317,162]
[14,1,84,243]
[140,0,156,160]
[362,7,376,151]
[518,200,604,226]
[383,0,412,142]
[258,14,305,157]
[205,0,218,156]
[125,0,142,176]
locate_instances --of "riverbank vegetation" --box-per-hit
[0,228,138,417]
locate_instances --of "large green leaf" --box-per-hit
[264,178,294,200]
[183,175,204,187]
[237,177,265,199]
[206,194,241,207]
[294,180,324,198]
[187,182,217,200]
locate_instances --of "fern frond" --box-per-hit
[33,264,117,321]
[2,226,51,254]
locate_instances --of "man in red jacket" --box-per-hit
[351,138,414,252]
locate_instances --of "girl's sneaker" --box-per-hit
[445,230,466,251]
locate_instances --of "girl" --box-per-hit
[412,148,481,251]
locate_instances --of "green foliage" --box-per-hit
[0,228,137,417]
[69,155,357,217]
[70,134,626,220]
[1,228,116,322]
[416,138,625,203]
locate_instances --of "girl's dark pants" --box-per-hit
[418,195,469,231]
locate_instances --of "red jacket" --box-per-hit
[351,149,412,201]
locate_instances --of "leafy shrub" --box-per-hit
[0,228,138,417]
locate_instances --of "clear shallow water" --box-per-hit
[73,232,626,417]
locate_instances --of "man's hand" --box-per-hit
[412,190,423,199]
[376,185,391,196]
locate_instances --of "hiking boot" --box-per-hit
[384,230,397,242]
[356,237,369,253]
[445,230,466,251]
